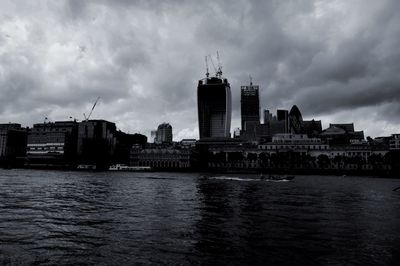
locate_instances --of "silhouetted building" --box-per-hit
[276,109,289,133]
[302,119,323,137]
[114,131,147,164]
[288,105,303,134]
[330,123,354,132]
[241,83,260,130]
[77,120,116,169]
[263,109,275,124]
[198,76,232,139]
[0,123,27,166]
[261,109,286,137]
[320,123,364,145]
[26,121,78,167]
[155,123,173,144]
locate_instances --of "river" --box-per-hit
[0,169,399,265]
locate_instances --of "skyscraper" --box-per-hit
[241,82,260,131]
[155,123,173,143]
[198,76,232,139]
[288,105,303,134]
[277,109,289,133]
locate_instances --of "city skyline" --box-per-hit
[1,1,400,140]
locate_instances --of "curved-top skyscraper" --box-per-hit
[197,75,232,139]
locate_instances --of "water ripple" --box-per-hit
[0,170,399,265]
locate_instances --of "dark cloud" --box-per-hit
[0,0,399,138]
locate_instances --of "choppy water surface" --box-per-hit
[0,170,399,265]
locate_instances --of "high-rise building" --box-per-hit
[277,109,289,133]
[288,105,303,134]
[263,109,274,124]
[198,76,232,139]
[155,123,173,143]
[241,82,260,131]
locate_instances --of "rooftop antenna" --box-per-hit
[205,56,209,78]
[249,75,253,86]
[216,51,223,78]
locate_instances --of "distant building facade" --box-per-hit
[389,134,400,150]
[198,76,232,139]
[258,134,329,153]
[155,123,173,144]
[130,145,191,169]
[26,121,78,166]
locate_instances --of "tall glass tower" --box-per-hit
[197,76,232,139]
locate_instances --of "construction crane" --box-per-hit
[83,96,101,122]
[216,51,223,78]
[205,56,210,78]
[207,54,218,76]
[205,52,223,78]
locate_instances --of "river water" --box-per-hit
[0,169,399,265]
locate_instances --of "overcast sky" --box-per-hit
[1,0,399,140]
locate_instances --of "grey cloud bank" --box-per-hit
[1,0,399,139]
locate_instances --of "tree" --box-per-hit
[317,154,330,169]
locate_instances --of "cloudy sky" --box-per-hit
[1,0,399,140]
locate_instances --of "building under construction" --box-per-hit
[197,54,232,139]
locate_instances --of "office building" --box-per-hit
[241,82,260,130]
[263,109,275,124]
[155,123,173,144]
[198,75,232,139]
[240,81,261,142]
[26,121,78,166]
[288,105,303,134]
[77,120,116,169]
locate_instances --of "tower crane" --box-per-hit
[205,56,210,78]
[205,52,224,78]
[83,96,101,122]
[216,51,223,78]
[207,54,218,76]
